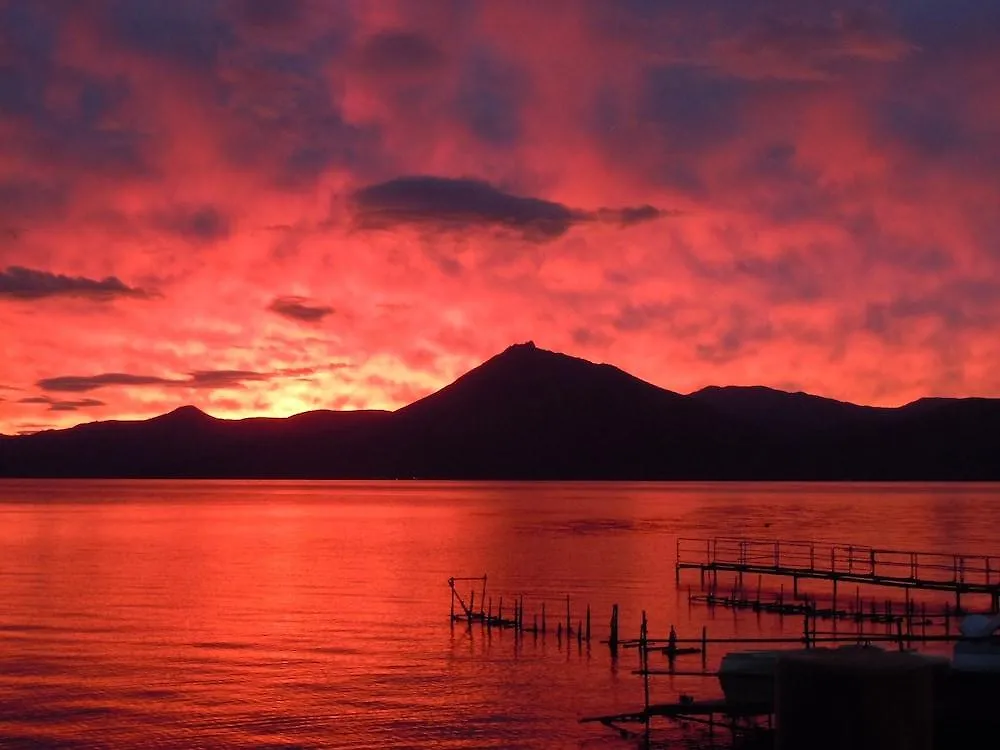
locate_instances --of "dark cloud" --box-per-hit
[0,266,152,301]
[37,368,296,393]
[151,205,231,243]
[37,373,174,392]
[350,176,668,241]
[268,296,334,322]
[351,176,580,240]
[598,205,669,226]
[17,395,106,412]
[355,30,446,76]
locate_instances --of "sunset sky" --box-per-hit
[2,0,999,435]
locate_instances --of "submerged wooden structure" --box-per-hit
[447,576,593,644]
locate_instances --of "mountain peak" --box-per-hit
[506,340,536,351]
[156,405,213,423]
[398,341,683,421]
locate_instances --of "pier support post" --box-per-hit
[586,605,591,642]
[609,604,619,659]
[640,611,650,719]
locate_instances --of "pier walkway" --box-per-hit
[676,537,1000,611]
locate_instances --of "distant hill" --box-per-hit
[2,342,998,480]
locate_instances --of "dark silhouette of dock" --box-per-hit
[676,537,1000,612]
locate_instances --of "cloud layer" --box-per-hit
[0,267,150,301]
[2,0,999,433]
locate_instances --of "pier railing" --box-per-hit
[676,537,1000,594]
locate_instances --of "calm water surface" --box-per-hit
[2,481,999,749]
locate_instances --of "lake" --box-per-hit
[2,481,999,748]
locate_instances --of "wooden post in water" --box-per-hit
[586,605,591,642]
[480,576,487,617]
[640,611,650,726]
[498,596,503,624]
[541,601,546,633]
[701,625,708,666]
[469,591,475,622]
[566,595,571,637]
[609,604,619,658]
[488,597,492,626]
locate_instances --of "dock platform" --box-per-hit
[676,537,1000,611]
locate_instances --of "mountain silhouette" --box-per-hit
[2,342,998,480]
[689,385,889,434]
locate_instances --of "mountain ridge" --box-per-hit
[2,343,998,480]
